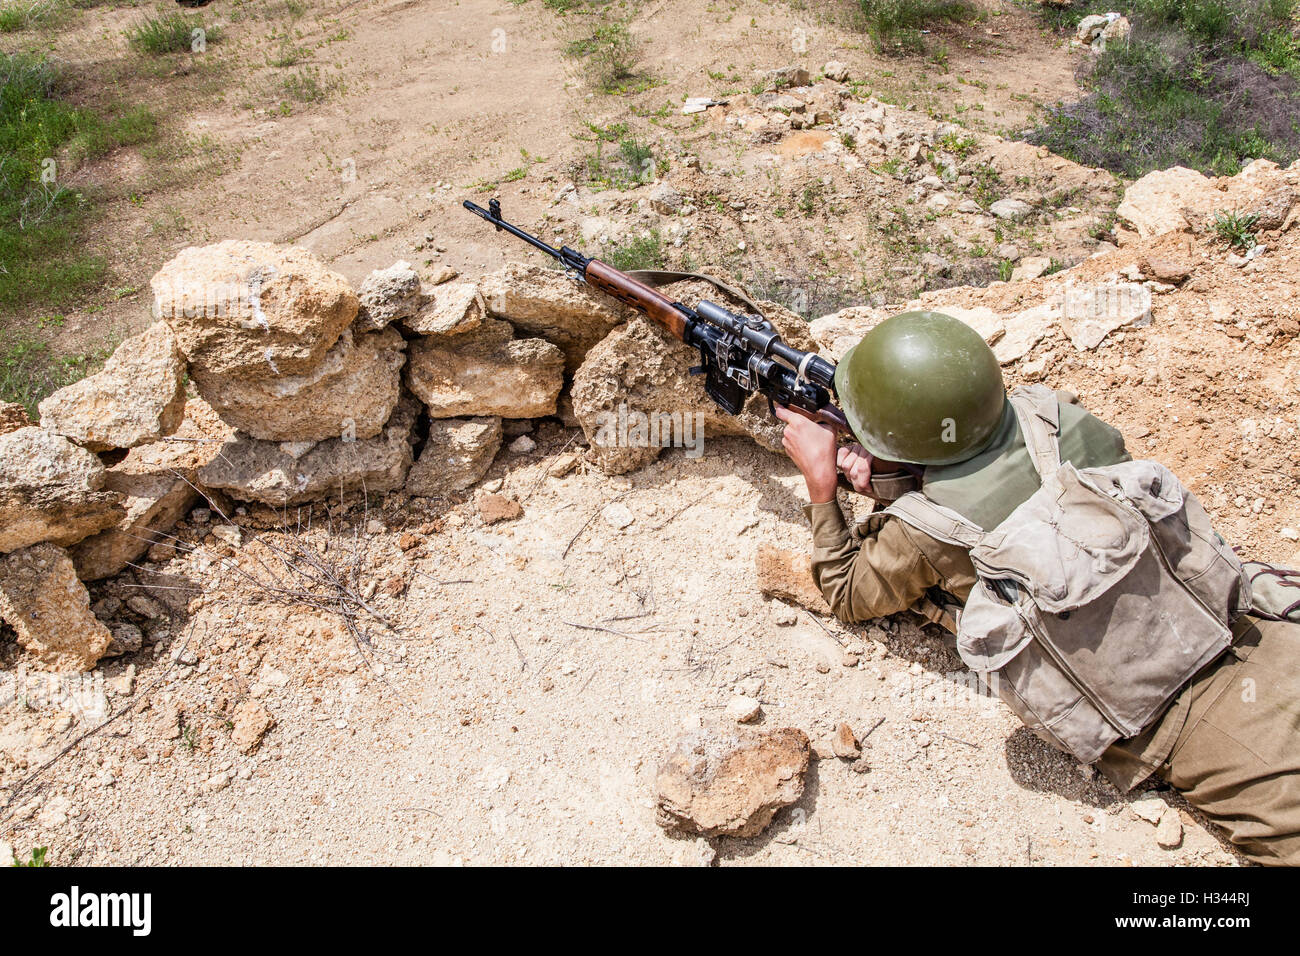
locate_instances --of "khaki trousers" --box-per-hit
[1160,615,1300,866]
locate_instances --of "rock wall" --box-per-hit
[3,153,1296,673]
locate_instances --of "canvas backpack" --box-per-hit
[1241,561,1300,623]
[884,385,1252,764]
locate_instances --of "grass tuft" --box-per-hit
[1212,208,1261,248]
[857,0,977,54]
[126,13,221,55]
[1,54,158,310]
[0,333,117,418]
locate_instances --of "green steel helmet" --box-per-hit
[833,310,1007,466]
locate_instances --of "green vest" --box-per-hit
[921,395,1131,531]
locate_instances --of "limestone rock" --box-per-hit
[401,282,485,336]
[1075,14,1109,43]
[570,317,727,474]
[0,543,111,671]
[478,262,626,372]
[755,543,831,615]
[822,60,849,82]
[760,66,810,89]
[832,722,861,759]
[0,427,123,554]
[405,417,503,497]
[655,723,810,837]
[231,700,275,754]
[725,695,762,724]
[1130,792,1166,825]
[1010,255,1053,282]
[353,260,423,332]
[570,289,814,474]
[1156,809,1184,849]
[406,319,564,419]
[70,397,233,580]
[197,397,418,506]
[1251,186,1298,231]
[151,239,358,379]
[1116,167,1219,239]
[1059,281,1152,350]
[1097,15,1130,50]
[989,198,1034,222]
[38,322,186,452]
[192,327,406,443]
[647,182,684,217]
[1140,256,1192,284]
[0,401,32,436]
[105,621,143,658]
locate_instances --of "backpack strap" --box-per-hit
[1007,385,1062,481]
[884,492,984,548]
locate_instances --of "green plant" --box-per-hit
[997,259,1014,282]
[1212,208,1260,249]
[798,181,824,216]
[857,0,976,54]
[938,130,978,158]
[564,22,645,94]
[603,230,663,270]
[0,0,59,33]
[281,66,339,103]
[1026,1,1300,177]
[0,334,117,417]
[1,54,159,310]
[576,126,658,189]
[126,14,220,55]
[268,37,310,68]
[13,846,48,866]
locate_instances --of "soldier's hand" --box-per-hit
[773,403,839,504]
[836,444,876,495]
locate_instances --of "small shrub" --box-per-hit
[268,37,310,68]
[603,230,662,271]
[575,125,658,189]
[1212,208,1260,248]
[565,22,644,93]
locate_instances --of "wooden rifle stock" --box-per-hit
[583,260,688,339]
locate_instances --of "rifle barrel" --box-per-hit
[463,200,567,262]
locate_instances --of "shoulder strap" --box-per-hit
[625,269,765,315]
[1007,385,1062,481]
[885,492,984,548]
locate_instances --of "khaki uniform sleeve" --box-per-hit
[802,500,951,624]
